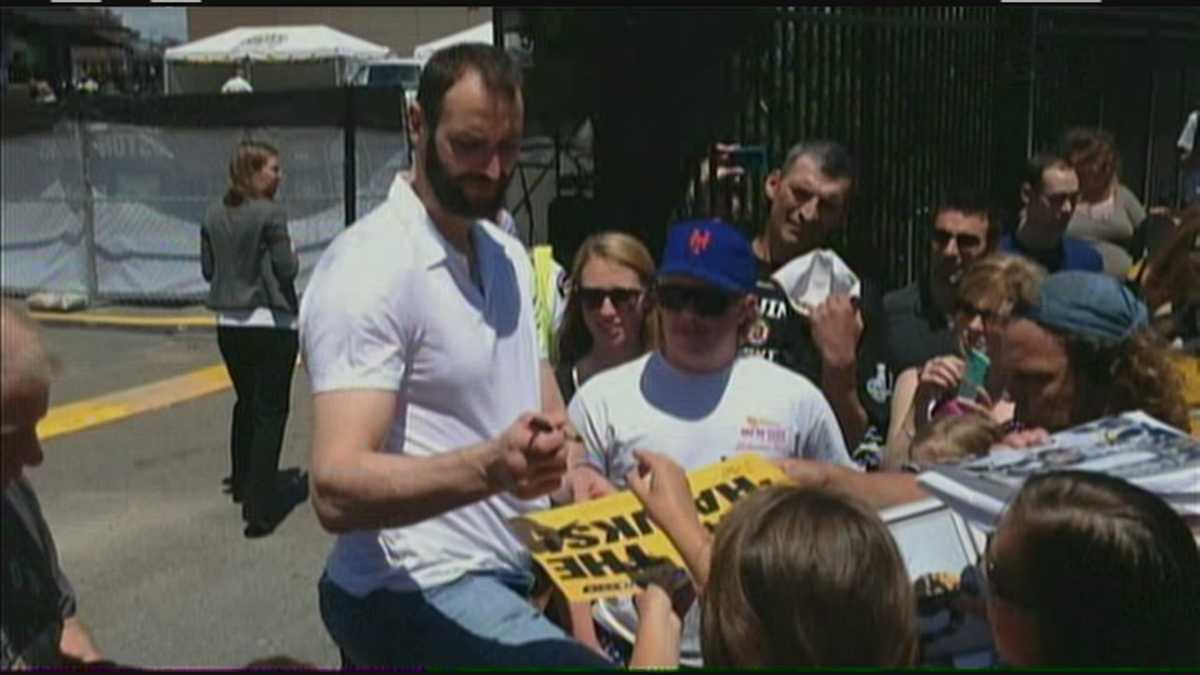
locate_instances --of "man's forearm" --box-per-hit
[822,363,869,449]
[827,466,929,510]
[312,440,502,533]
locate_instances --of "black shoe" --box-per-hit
[243,516,280,539]
[242,501,284,538]
[276,471,310,506]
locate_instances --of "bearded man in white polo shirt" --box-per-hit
[568,218,854,665]
[299,44,611,668]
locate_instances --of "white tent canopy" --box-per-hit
[163,25,390,94]
[413,22,493,63]
[166,25,389,64]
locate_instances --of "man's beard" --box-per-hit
[424,134,513,222]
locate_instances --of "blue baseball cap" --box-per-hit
[1020,271,1148,342]
[658,219,756,294]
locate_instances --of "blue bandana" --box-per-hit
[1021,271,1149,342]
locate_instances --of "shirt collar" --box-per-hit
[386,174,507,273]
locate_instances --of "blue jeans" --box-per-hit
[318,571,615,668]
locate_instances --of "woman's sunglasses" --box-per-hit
[954,299,1002,326]
[576,287,644,311]
[655,284,738,318]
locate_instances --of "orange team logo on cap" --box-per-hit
[689,228,712,256]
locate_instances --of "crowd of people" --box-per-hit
[3,42,1198,669]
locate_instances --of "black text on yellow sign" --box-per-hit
[509,453,792,602]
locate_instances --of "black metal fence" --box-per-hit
[1028,9,1200,210]
[665,7,1200,291]
[676,7,1002,291]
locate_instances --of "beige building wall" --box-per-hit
[186,7,492,56]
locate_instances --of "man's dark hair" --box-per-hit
[1023,152,1072,195]
[415,43,523,134]
[935,186,1000,249]
[779,140,855,184]
[1058,126,1117,165]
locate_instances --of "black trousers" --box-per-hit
[216,325,298,520]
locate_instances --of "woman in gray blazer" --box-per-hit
[201,140,299,538]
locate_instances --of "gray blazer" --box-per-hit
[200,198,298,314]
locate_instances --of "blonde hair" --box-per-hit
[223,140,278,207]
[957,253,1046,315]
[556,232,658,366]
[909,411,1001,466]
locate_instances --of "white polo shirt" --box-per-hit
[299,178,544,596]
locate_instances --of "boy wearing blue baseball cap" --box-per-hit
[566,218,854,666]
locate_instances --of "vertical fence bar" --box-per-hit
[785,10,797,161]
[343,85,357,227]
[1142,27,1158,204]
[1026,8,1039,159]
[78,116,98,303]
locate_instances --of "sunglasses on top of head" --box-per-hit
[576,287,644,311]
[654,283,739,318]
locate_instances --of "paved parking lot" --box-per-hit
[29,323,339,668]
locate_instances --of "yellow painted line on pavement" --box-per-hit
[38,364,232,441]
[30,312,216,329]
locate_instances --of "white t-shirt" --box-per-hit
[570,351,853,483]
[299,178,545,597]
[220,76,253,94]
[569,351,853,665]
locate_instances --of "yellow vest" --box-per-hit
[1168,352,1200,438]
[532,245,559,364]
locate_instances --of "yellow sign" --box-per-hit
[509,453,792,603]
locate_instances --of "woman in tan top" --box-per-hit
[1060,127,1147,278]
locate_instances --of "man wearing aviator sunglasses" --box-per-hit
[568,219,853,666]
[999,153,1103,275]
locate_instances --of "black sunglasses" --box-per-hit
[576,287,644,311]
[931,229,984,251]
[655,284,738,318]
[954,299,1002,325]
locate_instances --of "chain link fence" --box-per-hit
[1,88,409,304]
